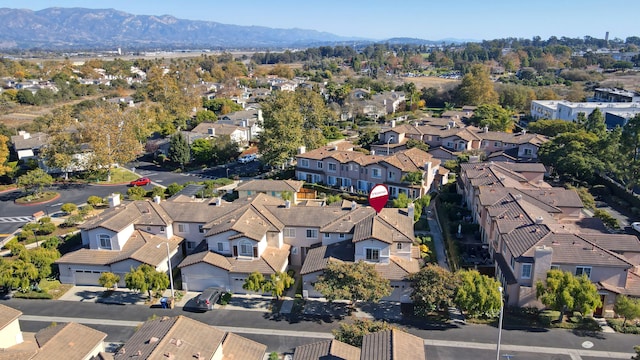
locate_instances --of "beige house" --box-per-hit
[113,315,266,360]
[0,304,23,350]
[458,162,640,316]
[235,179,304,202]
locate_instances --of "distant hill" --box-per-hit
[0,7,369,50]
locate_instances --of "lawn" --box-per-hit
[89,167,139,184]
[14,191,59,205]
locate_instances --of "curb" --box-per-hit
[13,192,61,207]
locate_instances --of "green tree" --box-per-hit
[192,110,217,127]
[456,64,498,106]
[471,104,515,132]
[264,271,295,300]
[191,138,214,164]
[125,264,169,298]
[60,203,77,214]
[17,168,54,196]
[409,264,460,315]
[454,269,502,318]
[87,195,103,207]
[9,260,39,292]
[527,119,579,137]
[405,138,429,152]
[242,271,266,293]
[314,261,391,305]
[356,127,379,150]
[23,247,60,281]
[536,269,602,318]
[332,319,396,348]
[39,106,82,179]
[168,132,190,169]
[583,108,606,135]
[0,134,13,176]
[496,83,535,112]
[620,114,640,192]
[203,98,243,114]
[98,272,121,290]
[614,295,640,326]
[127,186,147,200]
[538,130,603,182]
[401,171,423,185]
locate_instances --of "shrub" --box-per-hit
[166,183,184,197]
[60,203,77,214]
[17,229,34,242]
[539,310,561,326]
[79,204,93,217]
[13,291,53,299]
[87,195,103,207]
[64,214,84,227]
[41,236,60,249]
[37,222,56,235]
[269,352,279,360]
[151,186,166,199]
[127,186,147,200]
[219,292,232,305]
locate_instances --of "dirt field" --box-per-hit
[401,76,461,91]
[597,72,640,91]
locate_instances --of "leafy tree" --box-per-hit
[0,134,12,176]
[87,195,103,207]
[168,132,190,169]
[401,171,423,185]
[456,64,498,106]
[124,264,169,298]
[471,104,515,132]
[22,247,60,281]
[191,138,214,164]
[538,130,603,182]
[405,138,429,152]
[98,272,121,290]
[409,264,460,315]
[151,186,166,200]
[264,271,295,300]
[332,319,396,348]
[356,127,379,150]
[243,272,266,293]
[593,209,619,229]
[454,269,502,318]
[496,83,535,112]
[536,269,602,318]
[80,103,143,181]
[527,119,579,137]
[17,168,54,196]
[60,203,77,214]
[7,260,38,292]
[314,261,391,305]
[620,114,640,192]
[192,110,217,127]
[127,186,147,200]
[203,98,243,114]
[583,108,606,135]
[166,183,184,197]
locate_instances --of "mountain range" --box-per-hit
[0,7,457,51]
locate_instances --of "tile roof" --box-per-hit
[191,122,243,135]
[0,303,22,331]
[360,329,426,360]
[11,132,49,150]
[32,323,106,360]
[235,179,304,193]
[375,257,421,281]
[178,250,232,271]
[578,233,640,253]
[221,332,267,360]
[352,208,414,245]
[113,316,225,360]
[300,241,355,275]
[179,245,290,275]
[293,339,361,360]
[524,234,633,267]
[79,200,171,232]
[381,147,440,173]
[296,143,360,161]
[56,231,182,267]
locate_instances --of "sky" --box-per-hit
[4,0,639,42]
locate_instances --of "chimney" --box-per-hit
[298,146,306,155]
[214,197,222,206]
[533,245,553,282]
[391,120,396,128]
[449,120,456,128]
[285,200,291,209]
[407,202,415,219]
[446,124,451,130]
[153,195,161,204]
[535,216,544,224]
[208,127,215,136]
[521,129,527,135]
[351,201,357,210]
[483,126,489,133]
[108,193,120,208]
[424,161,432,173]
[371,150,376,156]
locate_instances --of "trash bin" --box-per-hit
[160,297,168,309]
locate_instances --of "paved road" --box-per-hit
[2,298,637,359]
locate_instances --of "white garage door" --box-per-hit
[231,277,248,294]
[184,276,227,292]
[74,270,102,286]
[384,282,412,303]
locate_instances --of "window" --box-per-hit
[389,171,395,179]
[339,233,346,239]
[240,241,253,257]
[317,161,323,169]
[524,148,533,156]
[366,248,380,262]
[397,243,402,250]
[98,234,111,250]
[510,256,515,270]
[198,224,204,233]
[550,264,560,270]
[292,247,298,255]
[328,163,337,171]
[284,228,296,238]
[306,229,318,238]
[187,241,195,250]
[324,233,330,238]
[178,224,188,233]
[575,266,591,279]
[160,226,165,232]
[494,142,501,147]
[299,159,309,167]
[372,168,381,178]
[217,242,224,252]
[521,264,532,279]
[328,176,336,185]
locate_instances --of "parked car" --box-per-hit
[632,222,640,233]
[238,154,257,163]
[193,287,225,310]
[130,177,151,187]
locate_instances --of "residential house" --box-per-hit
[217,109,263,141]
[0,304,107,360]
[113,315,266,360]
[11,131,49,160]
[293,329,425,360]
[458,162,640,316]
[190,122,250,146]
[295,143,440,199]
[530,100,640,123]
[592,87,640,103]
[235,179,305,203]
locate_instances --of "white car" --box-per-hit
[238,154,256,163]
[632,222,640,233]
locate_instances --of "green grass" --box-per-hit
[90,167,139,184]
[15,191,59,204]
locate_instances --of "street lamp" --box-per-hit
[226,167,230,179]
[157,242,175,300]
[386,136,394,156]
[496,286,504,360]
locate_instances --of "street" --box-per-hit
[2,298,637,359]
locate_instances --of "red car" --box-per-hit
[130,177,151,187]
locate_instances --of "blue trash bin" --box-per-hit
[160,297,168,309]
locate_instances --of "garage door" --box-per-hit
[231,277,248,294]
[184,276,227,292]
[74,270,102,286]
[384,282,412,303]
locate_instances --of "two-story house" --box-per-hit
[190,122,250,146]
[235,179,305,203]
[295,143,440,199]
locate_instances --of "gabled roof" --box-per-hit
[300,241,354,275]
[352,208,414,245]
[380,147,439,173]
[221,332,267,360]
[293,339,361,360]
[525,234,634,267]
[32,322,106,360]
[0,303,22,331]
[79,200,171,232]
[578,233,640,253]
[360,329,426,360]
[235,179,304,193]
[191,122,243,135]
[179,245,290,275]
[113,316,225,360]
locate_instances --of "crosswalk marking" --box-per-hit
[0,216,33,223]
